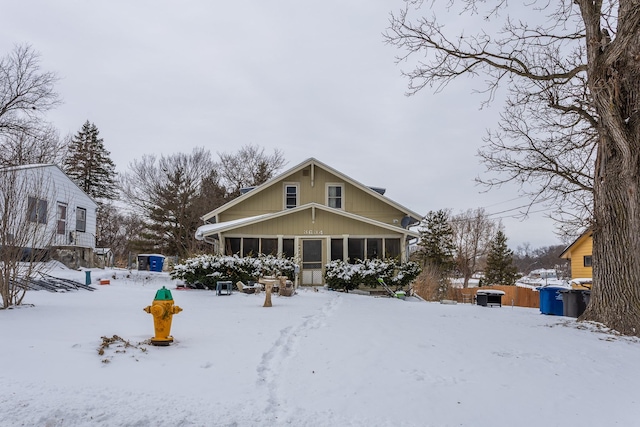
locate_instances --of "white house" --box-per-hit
[0,164,98,267]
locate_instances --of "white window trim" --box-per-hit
[56,202,68,235]
[284,182,299,209]
[28,196,48,224]
[76,207,87,232]
[326,183,344,210]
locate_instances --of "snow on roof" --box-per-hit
[195,214,273,240]
[0,163,52,172]
[476,289,506,295]
[571,278,592,284]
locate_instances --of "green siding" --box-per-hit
[224,208,404,237]
[218,163,411,228]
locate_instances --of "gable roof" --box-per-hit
[1,163,98,208]
[559,229,592,259]
[201,157,422,225]
[196,202,421,241]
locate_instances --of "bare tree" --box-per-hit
[0,44,62,166]
[95,202,146,267]
[120,147,216,257]
[0,167,56,308]
[450,208,498,288]
[386,1,640,336]
[0,124,67,166]
[120,145,287,258]
[513,244,569,275]
[217,144,286,197]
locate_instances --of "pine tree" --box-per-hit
[417,210,455,274]
[63,120,117,200]
[484,230,518,286]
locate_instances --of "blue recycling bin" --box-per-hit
[538,286,565,315]
[85,271,92,285]
[138,254,165,272]
[148,255,165,272]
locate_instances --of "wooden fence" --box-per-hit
[453,285,540,308]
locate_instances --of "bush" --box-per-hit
[324,260,361,292]
[389,260,421,288]
[324,258,421,292]
[171,254,297,289]
[412,264,453,301]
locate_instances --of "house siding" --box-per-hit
[47,166,97,249]
[1,165,98,253]
[569,237,593,279]
[218,167,409,226]
[224,208,400,237]
[197,158,422,285]
[561,232,593,280]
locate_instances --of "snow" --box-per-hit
[475,289,505,295]
[2,264,640,427]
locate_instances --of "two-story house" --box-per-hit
[0,164,98,267]
[196,158,422,285]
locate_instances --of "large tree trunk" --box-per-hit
[585,141,640,335]
[580,1,640,336]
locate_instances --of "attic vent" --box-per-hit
[302,168,310,176]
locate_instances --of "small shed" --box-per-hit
[95,248,113,268]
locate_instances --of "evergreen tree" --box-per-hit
[417,210,455,273]
[484,230,518,286]
[63,120,117,200]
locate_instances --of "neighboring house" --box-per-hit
[0,164,98,267]
[196,158,422,285]
[560,230,593,281]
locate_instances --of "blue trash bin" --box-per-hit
[538,286,565,315]
[138,254,165,272]
[85,271,92,285]
[148,255,165,272]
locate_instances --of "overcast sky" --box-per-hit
[1,1,564,250]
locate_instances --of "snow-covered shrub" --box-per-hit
[324,258,421,292]
[324,259,361,292]
[388,260,421,288]
[171,254,297,289]
[257,254,296,279]
[360,258,395,288]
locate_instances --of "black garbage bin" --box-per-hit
[476,290,505,307]
[583,290,591,308]
[561,289,589,318]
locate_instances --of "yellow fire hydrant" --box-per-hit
[143,286,182,346]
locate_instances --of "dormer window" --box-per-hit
[327,184,343,209]
[284,183,299,209]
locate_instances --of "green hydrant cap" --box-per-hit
[154,286,173,301]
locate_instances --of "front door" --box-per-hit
[301,239,323,285]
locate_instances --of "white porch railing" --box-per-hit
[51,231,95,249]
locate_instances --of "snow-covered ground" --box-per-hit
[2,264,639,427]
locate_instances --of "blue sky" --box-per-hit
[1,0,563,249]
